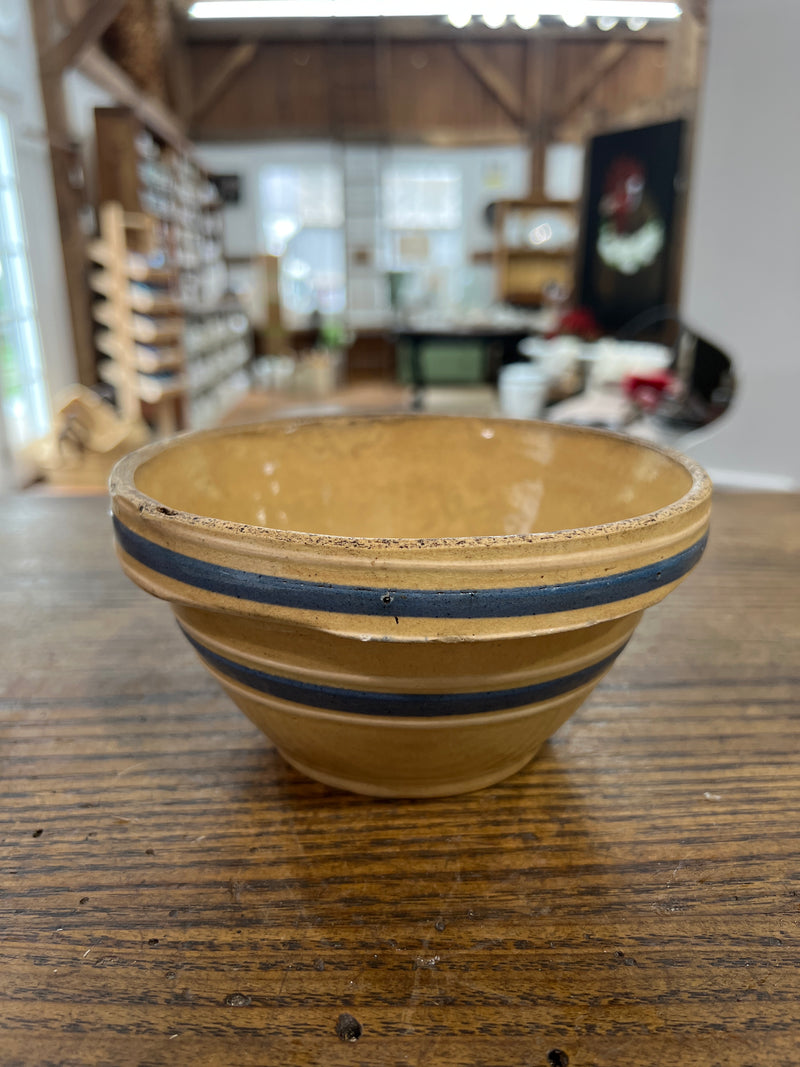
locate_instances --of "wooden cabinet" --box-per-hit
[493,198,579,307]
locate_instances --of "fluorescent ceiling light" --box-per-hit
[596,14,618,28]
[513,9,540,28]
[447,8,472,25]
[626,14,648,28]
[481,8,507,27]
[189,2,681,22]
[561,6,586,25]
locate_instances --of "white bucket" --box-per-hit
[518,335,583,383]
[498,363,548,420]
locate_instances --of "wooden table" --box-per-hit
[2,491,799,1066]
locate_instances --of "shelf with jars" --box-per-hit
[90,107,252,432]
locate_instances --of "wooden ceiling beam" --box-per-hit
[195,123,528,145]
[190,41,258,123]
[454,43,525,128]
[182,18,672,44]
[38,0,130,77]
[555,40,632,125]
[77,44,191,151]
[159,7,194,123]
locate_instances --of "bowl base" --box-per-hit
[277,745,542,798]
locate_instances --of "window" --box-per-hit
[260,164,344,249]
[259,163,346,317]
[0,111,49,451]
[380,162,464,312]
[382,165,462,230]
[381,163,463,272]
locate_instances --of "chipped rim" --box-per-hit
[110,414,712,552]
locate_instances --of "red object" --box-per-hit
[601,156,647,231]
[623,371,675,412]
[547,307,602,342]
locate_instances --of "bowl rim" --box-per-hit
[110,414,712,550]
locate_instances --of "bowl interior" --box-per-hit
[133,417,695,539]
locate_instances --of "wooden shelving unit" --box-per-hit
[91,107,252,430]
[89,202,185,436]
[493,198,580,307]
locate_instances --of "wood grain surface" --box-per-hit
[1,491,799,1067]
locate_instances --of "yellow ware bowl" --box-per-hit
[110,416,711,797]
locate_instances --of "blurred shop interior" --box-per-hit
[1,0,797,492]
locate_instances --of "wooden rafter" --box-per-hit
[39,0,190,149]
[39,0,129,77]
[454,43,525,128]
[77,45,190,151]
[190,42,258,123]
[160,6,194,123]
[555,41,632,125]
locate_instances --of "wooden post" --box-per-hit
[263,255,286,356]
[525,37,553,199]
[30,0,97,387]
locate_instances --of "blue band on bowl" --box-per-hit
[114,516,707,619]
[180,625,629,718]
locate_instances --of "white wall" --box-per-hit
[679,0,800,489]
[0,0,77,401]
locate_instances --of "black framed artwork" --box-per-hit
[209,173,242,204]
[576,120,686,333]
